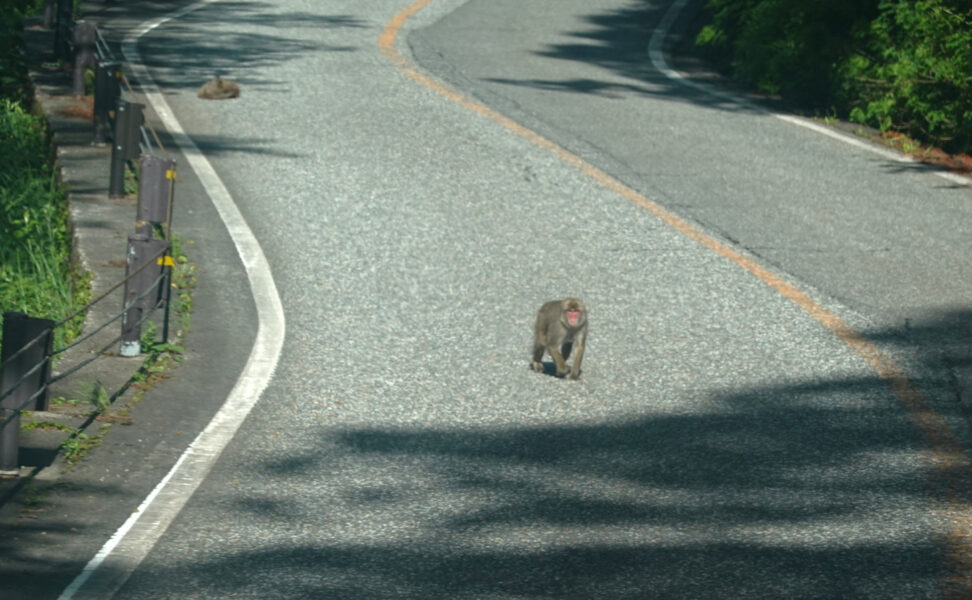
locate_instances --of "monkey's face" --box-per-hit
[561,299,586,327]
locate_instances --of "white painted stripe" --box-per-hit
[58,1,286,598]
[649,0,970,187]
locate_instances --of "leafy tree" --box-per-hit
[694,0,972,153]
[841,0,972,152]
[696,0,878,106]
[0,1,43,104]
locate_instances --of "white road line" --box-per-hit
[649,0,970,187]
[58,1,286,598]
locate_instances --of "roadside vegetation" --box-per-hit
[2,1,196,475]
[0,0,87,350]
[695,0,972,156]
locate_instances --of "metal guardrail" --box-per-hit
[0,256,168,417]
[0,11,181,475]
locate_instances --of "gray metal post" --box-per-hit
[0,391,18,476]
[53,0,73,61]
[1,313,55,476]
[43,0,55,30]
[137,155,177,236]
[93,60,121,145]
[71,20,97,97]
[162,259,173,345]
[121,235,169,357]
[109,99,145,199]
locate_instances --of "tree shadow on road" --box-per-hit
[471,0,972,183]
[119,387,949,597]
[72,312,967,599]
[3,308,970,598]
[94,0,364,95]
[475,0,769,115]
[89,1,369,161]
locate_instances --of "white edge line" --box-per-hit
[649,0,970,187]
[59,1,286,598]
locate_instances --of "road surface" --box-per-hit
[40,0,972,598]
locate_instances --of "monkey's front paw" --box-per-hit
[531,361,544,373]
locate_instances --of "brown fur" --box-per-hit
[197,75,240,100]
[531,298,588,379]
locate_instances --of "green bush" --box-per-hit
[1,3,85,349]
[841,0,972,153]
[0,99,55,241]
[695,0,972,153]
[1,1,46,102]
[0,100,80,341]
[696,0,878,105]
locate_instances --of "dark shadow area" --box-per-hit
[869,308,972,425]
[531,361,580,378]
[874,156,972,189]
[3,312,970,597]
[471,0,770,115]
[135,26,351,91]
[0,479,133,598]
[82,312,968,598]
[485,76,662,100]
[93,2,361,161]
[174,1,366,30]
[469,0,972,182]
[122,542,940,599]
[187,133,305,159]
[533,1,676,79]
[98,1,365,93]
[3,2,969,594]
[15,445,59,470]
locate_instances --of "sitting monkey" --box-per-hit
[197,75,240,100]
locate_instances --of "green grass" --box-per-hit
[0,5,88,352]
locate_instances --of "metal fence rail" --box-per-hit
[0,271,167,431]
[0,9,181,476]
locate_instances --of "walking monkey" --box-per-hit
[532,298,587,380]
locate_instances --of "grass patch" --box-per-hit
[82,380,109,414]
[59,427,105,464]
[20,420,73,432]
[1,2,89,351]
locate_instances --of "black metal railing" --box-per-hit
[0,9,182,475]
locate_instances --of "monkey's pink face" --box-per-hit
[565,308,582,326]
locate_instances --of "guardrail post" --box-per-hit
[72,20,97,97]
[109,98,144,199]
[43,0,55,30]
[120,235,169,357]
[53,0,73,62]
[1,313,55,476]
[137,155,177,236]
[93,60,121,145]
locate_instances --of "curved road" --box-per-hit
[57,0,972,598]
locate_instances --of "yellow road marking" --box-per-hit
[380,2,971,595]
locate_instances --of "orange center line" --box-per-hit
[380,4,971,595]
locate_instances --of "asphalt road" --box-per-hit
[410,0,972,355]
[37,0,972,598]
